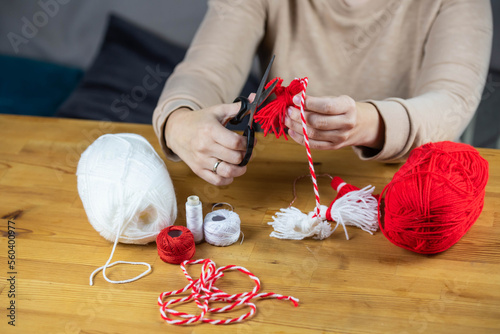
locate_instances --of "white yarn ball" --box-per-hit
[77,133,177,244]
[204,209,241,246]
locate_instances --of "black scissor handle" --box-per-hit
[239,125,255,167]
[230,96,250,125]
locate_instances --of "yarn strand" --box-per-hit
[90,221,152,285]
[158,259,298,325]
[297,78,321,218]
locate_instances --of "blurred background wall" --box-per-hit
[0,0,208,68]
[0,0,498,148]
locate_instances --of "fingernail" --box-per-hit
[287,106,293,116]
[293,95,301,106]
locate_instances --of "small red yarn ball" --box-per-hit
[379,141,489,254]
[157,226,195,264]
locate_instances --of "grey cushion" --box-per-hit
[56,14,186,123]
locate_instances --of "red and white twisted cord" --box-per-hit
[298,78,321,218]
[158,258,299,325]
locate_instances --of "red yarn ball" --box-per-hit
[157,226,195,264]
[379,141,489,254]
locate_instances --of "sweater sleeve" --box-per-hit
[353,0,493,162]
[152,0,267,160]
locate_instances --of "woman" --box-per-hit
[153,0,492,186]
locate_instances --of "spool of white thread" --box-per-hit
[186,195,204,244]
[76,133,177,285]
[204,204,242,246]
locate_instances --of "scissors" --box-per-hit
[228,54,277,167]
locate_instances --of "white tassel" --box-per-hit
[324,185,379,240]
[268,206,334,240]
[268,185,378,241]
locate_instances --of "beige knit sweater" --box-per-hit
[153,0,492,162]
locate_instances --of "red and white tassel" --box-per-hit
[257,77,378,240]
[268,177,379,240]
[320,177,379,240]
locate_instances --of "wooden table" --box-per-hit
[0,114,499,334]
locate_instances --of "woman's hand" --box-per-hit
[164,104,248,186]
[284,95,385,150]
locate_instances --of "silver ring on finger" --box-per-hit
[212,160,223,174]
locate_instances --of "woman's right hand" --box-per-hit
[164,104,248,186]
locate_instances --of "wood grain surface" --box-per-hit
[0,114,499,333]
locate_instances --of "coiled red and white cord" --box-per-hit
[158,258,299,325]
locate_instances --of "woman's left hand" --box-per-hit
[284,95,385,150]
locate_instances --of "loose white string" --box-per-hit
[212,202,234,211]
[89,216,152,285]
[89,182,151,286]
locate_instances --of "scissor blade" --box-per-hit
[256,78,278,107]
[248,54,276,126]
